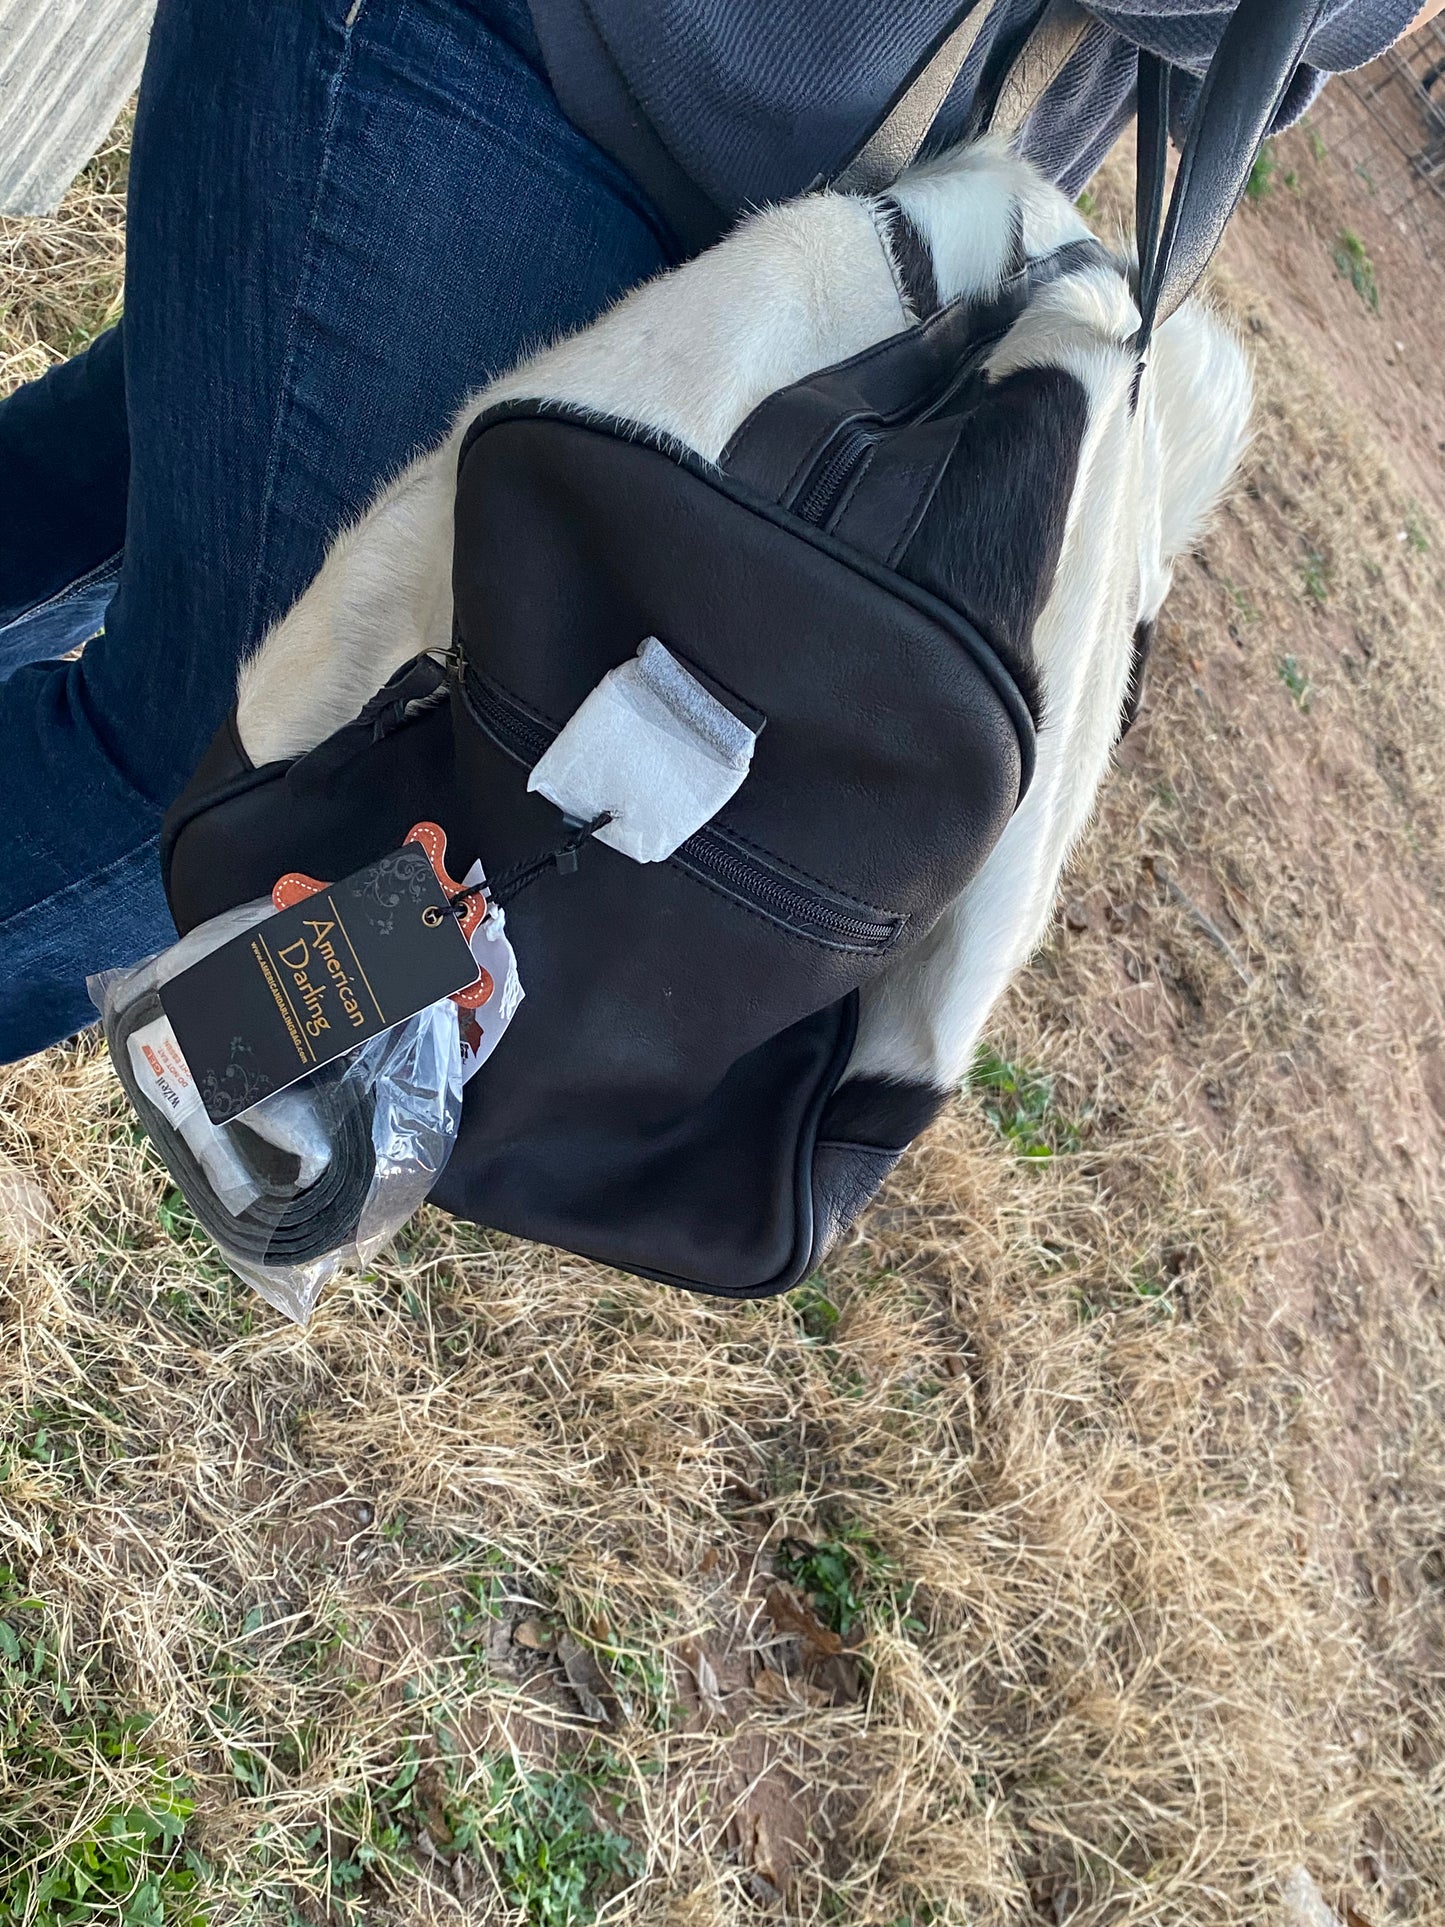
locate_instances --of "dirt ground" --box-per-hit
[1225,91,1445,525]
[1,87,1445,1927]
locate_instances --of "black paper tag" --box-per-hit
[160,846,480,1124]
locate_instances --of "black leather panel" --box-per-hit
[808,1141,902,1270]
[164,681,462,933]
[722,272,1027,505]
[453,411,1027,923]
[437,991,856,1296]
[805,1074,945,1271]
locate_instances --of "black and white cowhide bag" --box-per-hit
[162,0,1311,1296]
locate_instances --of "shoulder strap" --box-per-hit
[828,0,1093,197]
[830,1,1022,196]
[1134,50,1171,305]
[832,0,1320,354]
[980,0,1091,137]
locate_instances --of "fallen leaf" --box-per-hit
[556,1632,621,1725]
[811,1651,864,1704]
[0,1154,56,1256]
[512,1617,553,1652]
[763,1584,844,1657]
[1282,1866,1345,1927]
[681,1641,726,1716]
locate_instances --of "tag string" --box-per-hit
[449,812,614,917]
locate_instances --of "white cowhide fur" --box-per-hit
[235,135,1251,1103]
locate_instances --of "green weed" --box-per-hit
[600,1640,675,1730]
[1074,188,1098,219]
[1333,230,1380,313]
[1245,142,1276,202]
[792,1279,841,1342]
[970,1046,1081,1159]
[0,1793,203,1927]
[1301,550,1330,607]
[1129,1271,1178,1321]
[1225,580,1261,624]
[455,1757,639,1927]
[776,1527,921,1640]
[1404,506,1430,555]
[1277,655,1312,710]
[1308,125,1328,163]
[0,1568,207,1927]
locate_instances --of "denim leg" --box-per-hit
[0,325,128,662]
[0,0,673,1061]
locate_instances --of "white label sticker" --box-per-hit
[127,1015,204,1126]
[456,861,524,1085]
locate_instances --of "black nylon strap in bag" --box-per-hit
[104,979,378,1267]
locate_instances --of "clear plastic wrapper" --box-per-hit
[89,899,463,1323]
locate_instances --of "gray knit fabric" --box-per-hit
[527,0,1417,243]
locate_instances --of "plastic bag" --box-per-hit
[89,899,463,1323]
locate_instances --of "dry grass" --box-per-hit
[0,113,128,393]
[2,114,1445,1927]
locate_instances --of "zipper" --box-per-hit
[461,661,554,765]
[673,826,901,950]
[788,331,1009,534]
[459,659,903,955]
[792,421,879,528]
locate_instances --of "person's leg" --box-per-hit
[0,326,128,665]
[0,0,674,1060]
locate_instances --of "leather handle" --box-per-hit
[1134,51,1171,305]
[1136,0,1320,348]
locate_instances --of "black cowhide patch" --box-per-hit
[895,363,1089,719]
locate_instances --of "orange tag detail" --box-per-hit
[271,871,329,910]
[271,823,493,1010]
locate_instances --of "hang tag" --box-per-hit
[454,860,524,1085]
[126,1011,266,1215]
[127,1014,205,1127]
[159,844,481,1124]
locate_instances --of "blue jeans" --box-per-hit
[0,0,673,1061]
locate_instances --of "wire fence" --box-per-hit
[1312,19,1445,270]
